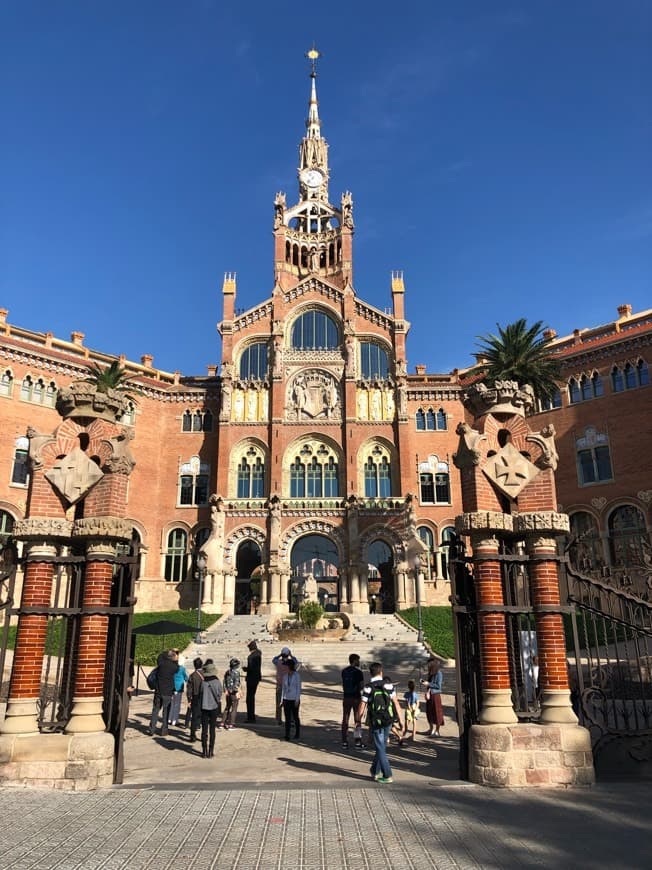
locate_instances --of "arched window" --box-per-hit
[416,407,447,431]
[624,363,636,389]
[611,366,624,392]
[182,409,212,432]
[591,372,603,397]
[164,528,187,582]
[20,376,33,401]
[239,342,269,380]
[288,442,339,498]
[291,310,338,350]
[580,375,592,401]
[637,359,649,386]
[569,512,602,572]
[609,505,648,572]
[237,450,265,499]
[0,369,13,397]
[540,388,562,411]
[11,436,29,486]
[568,378,581,404]
[364,449,392,498]
[122,401,136,426]
[360,342,389,379]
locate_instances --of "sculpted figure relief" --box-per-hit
[288,371,341,421]
[246,388,258,421]
[233,389,245,422]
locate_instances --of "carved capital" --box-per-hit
[72,516,133,541]
[514,512,570,536]
[638,490,652,504]
[463,380,535,419]
[13,517,73,541]
[456,511,514,536]
[526,534,557,551]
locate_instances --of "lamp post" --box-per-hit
[413,554,424,643]
[195,551,208,644]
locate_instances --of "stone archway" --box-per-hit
[359,524,407,613]
[234,539,263,614]
[280,520,346,610]
[290,533,340,611]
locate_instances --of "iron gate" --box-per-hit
[451,529,652,781]
[0,546,138,784]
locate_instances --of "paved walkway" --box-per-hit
[0,617,648,868]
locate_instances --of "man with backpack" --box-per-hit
[185,657,204,742]
[360,662,402,783]
[341,653,365,749]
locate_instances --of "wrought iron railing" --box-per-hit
[561,560,652,773]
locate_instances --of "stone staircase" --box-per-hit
[181,613,432,689]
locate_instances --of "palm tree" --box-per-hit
[473,319,562,402]
[86,361,138,403]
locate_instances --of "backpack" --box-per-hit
[366,681,394,729]
[146,667,158,691]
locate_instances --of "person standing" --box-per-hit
[281,658,302,741]
[402,679,419,742]
[243,640,262,723]
[421,658,444,737]
[341,653,365,749]
[200,662,223,758]
[369,595,377,615]
[222,658,242,729]
[186,657,204,742]
[147,649,178,737]
[272,646,297,725]
[168,649,188,726]
[360,662,402,783]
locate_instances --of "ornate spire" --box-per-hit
[299,47,329,198]
[305,46,321,140]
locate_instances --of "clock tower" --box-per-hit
[273,48,354,291]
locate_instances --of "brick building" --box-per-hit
[1,68,650,615]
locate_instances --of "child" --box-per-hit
[403,679,419,741]
[221,658,242,729]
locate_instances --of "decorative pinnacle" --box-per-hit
[305,45,321,77]
[305,45,322,138]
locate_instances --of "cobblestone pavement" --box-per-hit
[0,781,648,869]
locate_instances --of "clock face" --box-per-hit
[301,169,323,188]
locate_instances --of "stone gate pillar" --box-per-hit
[0,379,136,788]
[1,534,66,734]
[468,523,517,725]
[454,381,594,788]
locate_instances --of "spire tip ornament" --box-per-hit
[305,45,322,76]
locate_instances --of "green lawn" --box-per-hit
[2,610,219,668]
[400,606,455,659]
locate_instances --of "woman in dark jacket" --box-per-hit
[200,662,223,758]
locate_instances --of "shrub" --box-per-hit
[298,601,324,629]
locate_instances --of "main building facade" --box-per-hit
[1,68,650,615]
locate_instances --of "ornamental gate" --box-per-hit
[0,547,138,784]
[451,533,652,781]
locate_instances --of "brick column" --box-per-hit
[66,541,115,733]
[0,540,59,734]
[471,531,518,724]
[519,515,577,724]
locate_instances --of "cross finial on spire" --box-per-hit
[305,45,321,77]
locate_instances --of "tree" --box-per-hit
[85,361,138,403]
[473,319,562,402]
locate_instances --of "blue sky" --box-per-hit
[1,1,650,375]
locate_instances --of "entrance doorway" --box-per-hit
[290,533,340,611]
[235,540,262,615]
[368,539,395,612]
